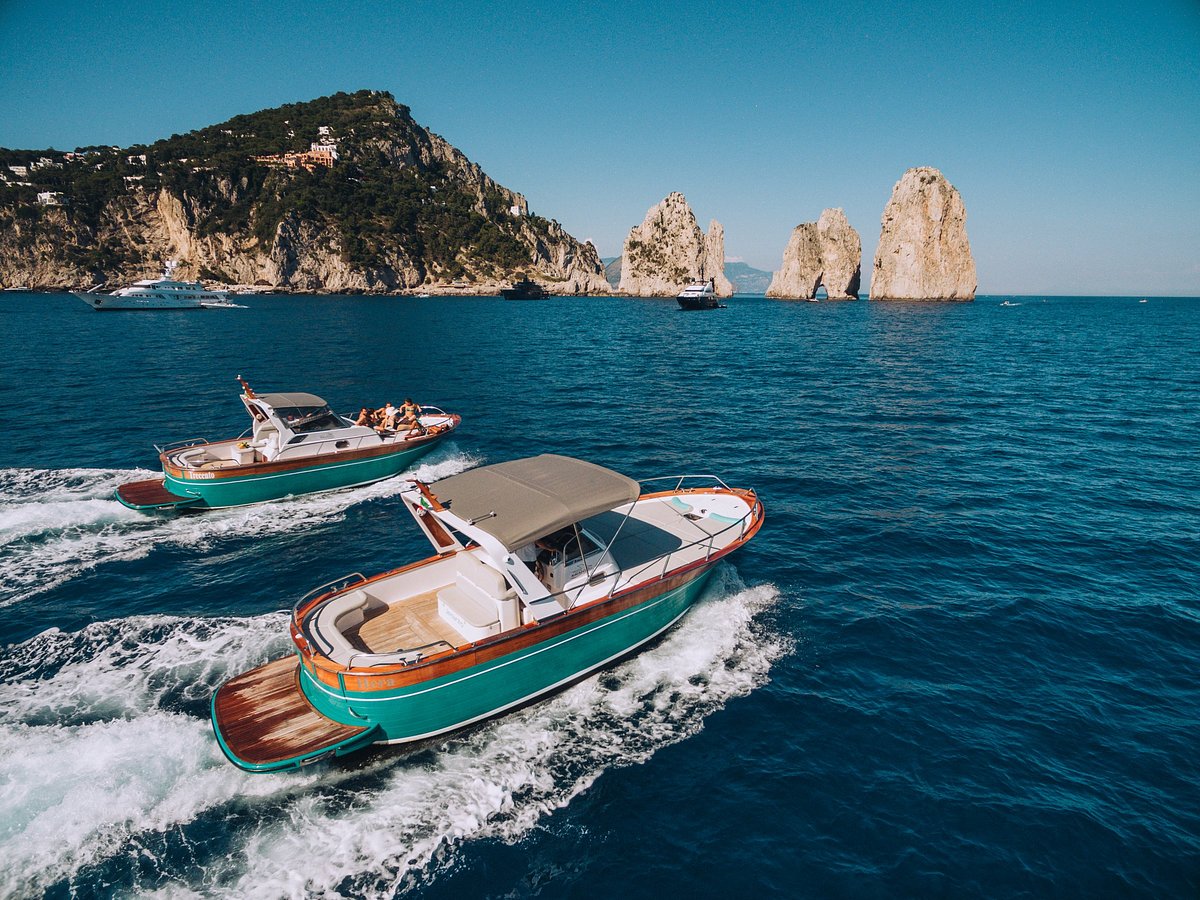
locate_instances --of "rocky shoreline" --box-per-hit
[0,94,977,300]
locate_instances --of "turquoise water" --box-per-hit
[0,293,1197,897]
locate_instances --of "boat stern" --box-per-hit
[210,656,379,773]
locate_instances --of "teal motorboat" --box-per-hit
[211,454,764,771]
[116,379,459,510]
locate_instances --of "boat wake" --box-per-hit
[0,447,479,609]
[0,568,787,898]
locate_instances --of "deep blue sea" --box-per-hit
[0,292,1197,898]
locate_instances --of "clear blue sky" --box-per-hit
[2,0,1198,294]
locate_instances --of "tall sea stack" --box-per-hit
[870,167,976,300]
[766,208,861,300]
[618,192,733,297]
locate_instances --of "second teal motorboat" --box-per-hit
[116,379,460,510]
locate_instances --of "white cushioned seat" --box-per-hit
[311,590,371,664]
[437,552,513,641]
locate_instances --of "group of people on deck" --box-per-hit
[355,398,424,436]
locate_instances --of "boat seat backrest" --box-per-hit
[455,551,513,604]
[309,589,388,665]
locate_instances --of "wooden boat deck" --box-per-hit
[349,588,463,653]
[212,656,369,768]
[115,478,202,510]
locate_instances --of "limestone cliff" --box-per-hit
[618,193,732,297]
[870,167,976,300]
[766,208,861,300]
[0,90,609,294]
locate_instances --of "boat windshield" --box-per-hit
[273,405,344,433]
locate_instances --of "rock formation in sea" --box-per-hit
[0,90,610,294]
[870,167,976,300]
[766,208,861,300]
[618,193,733,297]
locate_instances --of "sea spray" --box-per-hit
[0,447,481,608]
[0,568,785,898]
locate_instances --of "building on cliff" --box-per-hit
[254,142,339,172]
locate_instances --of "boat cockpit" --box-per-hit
[296,456,761,670]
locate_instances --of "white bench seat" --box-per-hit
[310,590,374,665]
[437,585,501,641]
[437,551,515,641]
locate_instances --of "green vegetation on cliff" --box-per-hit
[0,90,598,288]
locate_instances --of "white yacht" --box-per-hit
[676,278,722,310]
[74,261,234,310]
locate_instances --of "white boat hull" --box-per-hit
[74,291,206,310]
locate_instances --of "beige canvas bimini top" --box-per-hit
[257,392,328,409]
[429,454,641,550]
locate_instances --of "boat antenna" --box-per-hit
[237,375,257,398]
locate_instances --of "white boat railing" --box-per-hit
[290,475,758,665]
[154,437,214,454]
[637,473,734,493]
[292,572,368,625]
[556,481,759,611]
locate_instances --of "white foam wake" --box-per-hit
[0,612,311,899]
[0,447,480,608]
[0,568,786,898]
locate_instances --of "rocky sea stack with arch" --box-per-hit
[766,208,861,300]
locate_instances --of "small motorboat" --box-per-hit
[500,278,550,300]
[676,278,723,310]
[116,378,460,510]
[211,453,764,771]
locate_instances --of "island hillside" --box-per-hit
[0,90,609,294]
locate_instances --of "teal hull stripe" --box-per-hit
[306,574,699,707]
[163,439,440,507]
[165,444,428,489]
[373,605,689,744]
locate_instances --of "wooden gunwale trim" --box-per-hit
[295,489,764,692]
[160,415,460,479]
[414,480,447,510]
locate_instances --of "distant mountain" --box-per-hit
[601,256,773,294]
[724,261,773,294]
[0,90,609,293]
[601,256,621,288]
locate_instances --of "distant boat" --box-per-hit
[73,261,234,310]
[1000,300,1019,307]
[1139,298,1148,303]
[4,285,31,292]
[676,279,723,310]
[501,278,550,300]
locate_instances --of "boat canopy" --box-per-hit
[429,454,640,550]
[258,392,328,409]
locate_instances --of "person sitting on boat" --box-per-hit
[382,402,400,431]
[400,398,427,436]
[355,407,376,427]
